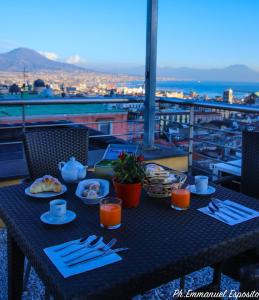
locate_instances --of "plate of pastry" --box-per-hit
[75,179,109,204]
[25,175,67,198]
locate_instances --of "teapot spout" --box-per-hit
[78,165,88,180]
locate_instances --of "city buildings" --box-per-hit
[223,88,234,104]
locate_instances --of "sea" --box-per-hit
[125,81,259,99]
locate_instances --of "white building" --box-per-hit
[223,89,234,104]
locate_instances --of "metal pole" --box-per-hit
[144,0,158,149]
[188,107,194,175]
[22,105,26,133]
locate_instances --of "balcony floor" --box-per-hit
[0,228,239,299]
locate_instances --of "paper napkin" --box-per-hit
[44,238,122,278]
[198,200,259,226]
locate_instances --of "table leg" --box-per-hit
[212,262,223,289]
[180,277,185,292]
[23,260,31,291]
[44,288,50,300]
[7,231,24,300]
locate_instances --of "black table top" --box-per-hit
[1,178,259,299]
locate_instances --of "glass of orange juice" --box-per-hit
[171,189,190,210]
[100,197,122,229]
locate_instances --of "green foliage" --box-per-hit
[113,152,145,184]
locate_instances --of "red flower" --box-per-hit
[137,155,144,162]
[119,152,126,161]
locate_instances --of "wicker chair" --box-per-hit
[23,127,88,295]
[215,131,259,289]
[24,127,89,180]
[241,130,259,199]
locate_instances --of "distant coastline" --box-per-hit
[122,80,259,98]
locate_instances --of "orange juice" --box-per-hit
[171,189,190,210]
[100,197,122,229]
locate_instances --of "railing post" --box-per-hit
[188,106,194,175]
[22,105,26,133]
[144,0,158,149]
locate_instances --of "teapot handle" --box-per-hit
[58,161,66,171]
[78,165,88,179]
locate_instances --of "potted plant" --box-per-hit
[113,152,145,208]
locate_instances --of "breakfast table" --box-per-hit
[1,174,259,299]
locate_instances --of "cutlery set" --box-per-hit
[54,236,128,268]
[206,198,253,224]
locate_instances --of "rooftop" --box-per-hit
[0,103,125,118]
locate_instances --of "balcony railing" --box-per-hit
[1,97,259,182]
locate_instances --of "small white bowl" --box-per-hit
[75,179,110,205]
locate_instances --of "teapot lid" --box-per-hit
[65,156,82,168]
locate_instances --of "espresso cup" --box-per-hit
[195,176,208,193]
[50,199,67,219]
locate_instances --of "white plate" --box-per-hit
[25,185,67,198]
[40,210,76,225]
[76,179,109,205]
[187,185,216,196]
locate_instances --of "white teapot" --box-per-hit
[58,157,87,183]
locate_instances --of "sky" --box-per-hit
[0,0,259,70]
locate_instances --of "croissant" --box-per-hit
[29,175,62,194]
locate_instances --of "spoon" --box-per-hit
[207,205,229,223]
[54,235,97,252]
[209,201,238,220]
[212,198,247,218]
[61,236,104,258]
[64,238,117,264]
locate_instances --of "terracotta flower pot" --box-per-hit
[113,180,142,208]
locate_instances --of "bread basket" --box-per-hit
[143,164,187,198]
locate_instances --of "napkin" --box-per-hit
[44,238,122,278]
[198,200,259,226]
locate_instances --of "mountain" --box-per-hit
[157,65,259,82]
[1,48,259,82]
[94,64,259,82]
[0,48,89,72]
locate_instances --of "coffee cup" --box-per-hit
[49,199,67,219]
[195,176,208,193]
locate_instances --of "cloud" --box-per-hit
[66,54,86,65]
[39,51,87,65]
[40,51,59,61]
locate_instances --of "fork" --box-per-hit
[209,202,238,220]
[207,206,229,224]
[212,198,250,217]
[64,238,117,264]
[61,236,103,258]
[67,247,129,268]
[54,235,97,252]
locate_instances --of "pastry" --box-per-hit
[145,163,164,172]
[145,164,169,176]
[88,182,100,192]
[85,180,100,192]
[29,175,62,194]
[82,189,98,199]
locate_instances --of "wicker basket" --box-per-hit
[143,169,187,198]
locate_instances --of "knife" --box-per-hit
[219,204,247,218]
[217,208,239,220]
[67,248,129,267]
[224,202,253,216]
[207,207,230,224]
[61,237,103,258]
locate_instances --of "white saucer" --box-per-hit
[188,185,216,196]
[40,210,76,225]
[25,185,67,198]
